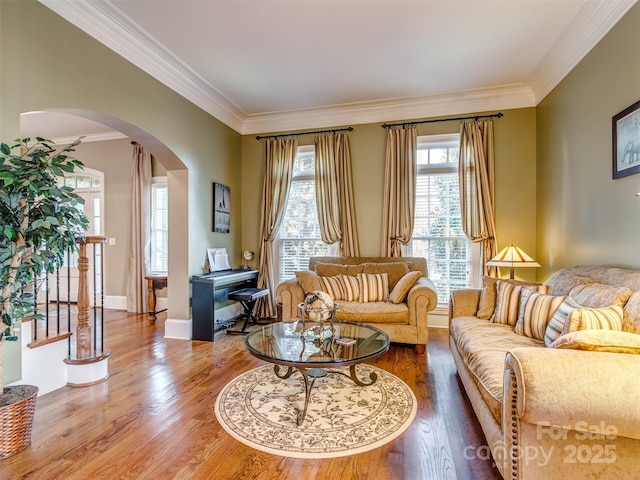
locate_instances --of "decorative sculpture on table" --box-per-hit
[299,291,338,340]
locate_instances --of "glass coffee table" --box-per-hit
[245,320,390,425]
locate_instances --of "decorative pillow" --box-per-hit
[388,271,422,304]
[295,270,322,294]
[515,291,567,340]
[362,262,409,290]
[561,304,624,335]
[549,330,640,354]
[477,276,542,320]
[319,275,346,301]
[568,283,633,308]
[544,269,601,296]
[314,262,363,277]
[492,281,549,326]
[357,273,389,303]
[341,275,360,302]
[544,296,581,346]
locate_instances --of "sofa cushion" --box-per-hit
[544,296,581,346]
[492,281,549,326]
[362,262,409,290]
[319,275,347,301]
[549,329,640,354]
[451,317,543,423]
[561,304,624,335]
[358,273,389,302]
[335,300,407,324]
[477,276,542,320]
[544,268,601,296]
[341,275,360,302]
[315,262,363,277]
[295,270,322,294]
[388,271,421,304]
[623,292,640,334]
[568,283,633,308]
[515,291,567,341]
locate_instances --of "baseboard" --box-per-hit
[104,295,126,310]
[164,318,191,340]
[428,306,449,329]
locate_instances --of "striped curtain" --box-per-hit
[381,126,417,257]
[459,120,498,276]
[314,133,360,257]
[256,138,297,318]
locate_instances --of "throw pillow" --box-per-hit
[477,276,543,320]
[295,270,323,294]
[568,283,633,309]
[561,304,624,335]
[515,291,567,340]
[492,281,549,326]
[544,296,581,346]
[319,275,347,301]
[388,271,422,304]
[357,272,389,303]
[362,262,409,290]
[314,262,363,277]
[544,269,601,296]
[341,274,360,302]
[549,330,640,354]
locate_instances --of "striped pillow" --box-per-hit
[341,275,360,302]
[544,296,581,346]
[515,291,567,340]
[357,273,389,303]
[562,304,624,335]
[492,281,549,326]
[319,275,346,301]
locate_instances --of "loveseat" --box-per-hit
[449,266,640,479]
[276,256,438,352]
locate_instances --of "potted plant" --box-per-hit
[0,137,88,458]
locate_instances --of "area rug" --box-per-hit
[214,363,417,458]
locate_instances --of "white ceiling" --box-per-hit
[31,0,638,138]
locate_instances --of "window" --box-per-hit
[407,134,478,304]
[275,146,332,282]
[150,177,168,273]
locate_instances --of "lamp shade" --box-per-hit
[486,244,540,279]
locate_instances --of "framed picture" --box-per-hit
[213,182,230,233]
[612,100,640,179]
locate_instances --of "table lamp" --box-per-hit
[486,244,540,279]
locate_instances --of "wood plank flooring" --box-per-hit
[1,310,501,480]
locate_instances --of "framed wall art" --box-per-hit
[213,182,230,233]
[612,99,640,179]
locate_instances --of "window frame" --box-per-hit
[150,176,168,274]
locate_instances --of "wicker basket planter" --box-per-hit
[0,385,38,459]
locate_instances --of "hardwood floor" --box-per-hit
[2,310,501,480]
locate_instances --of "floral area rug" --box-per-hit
[214,363,417,458]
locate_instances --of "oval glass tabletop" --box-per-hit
[244,320,390,367]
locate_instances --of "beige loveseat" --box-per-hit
[449,266,640,479]
[276,256,438,352]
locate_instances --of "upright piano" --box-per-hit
[191,269,259,341]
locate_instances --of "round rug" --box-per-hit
[214,363,417,458]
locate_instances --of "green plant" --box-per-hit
[0,137,89,389]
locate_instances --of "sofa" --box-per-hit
[449,266,640,479]
[276,256,438,353]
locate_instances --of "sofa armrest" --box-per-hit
[407,277,438,313]
[448,288,482,326]
[504,347,640,440]
[275,279,304,321]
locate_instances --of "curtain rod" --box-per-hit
[381,112,503,129]
[255,126,353,140]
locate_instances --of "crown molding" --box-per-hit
[52,131,127,146]
[241,84,536,135]
[38,0,246,133]
[529,0,638,103]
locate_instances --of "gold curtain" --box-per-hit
[381,126,417,257]
[256,138,297,318]
[459,120,498,276]
[314,133,360,257]
[126,143,152,313]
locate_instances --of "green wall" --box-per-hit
[241,107,538,280]
[0,1,242,383]
[537,2,640,280]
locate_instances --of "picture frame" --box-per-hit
[213,182,230,233]
[612,100,640,179]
